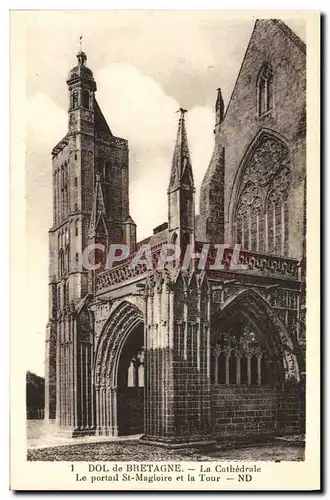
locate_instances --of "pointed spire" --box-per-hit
[88,173,108,238]
[215,88,224,125]
[168,108,194,191]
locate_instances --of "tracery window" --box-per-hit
[234,135,292,256]
[257,63,273,116]
[211,326,276,386]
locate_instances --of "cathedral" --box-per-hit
[45,19,306,446]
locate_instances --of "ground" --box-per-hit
[27,440,304,462]
[27,420,305,462]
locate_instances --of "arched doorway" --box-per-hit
[211,289,300,385]
[117,322,144,435]
[94,301,144,436]
[210,289,301,438]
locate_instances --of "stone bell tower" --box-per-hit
[45,47,136,431]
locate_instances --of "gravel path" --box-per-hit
[27,441,304,462]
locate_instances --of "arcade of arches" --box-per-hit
[211,321,280,387]
[89,287,303,443]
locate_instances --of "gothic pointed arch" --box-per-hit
[94,301,144,386]
[173,270,186,321]
[229,129,292,256]
[257,62,274,116]
[94,300,144,436]
[96,213,108,236]
[188,271,198,323]
[188,269,198,288]
[211,289,300,385]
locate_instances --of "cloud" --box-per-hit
[25,93,67,376]
[96,63,214,239]
[187,105,215,207]
[26,93,66,269]
[26,93,67,152]
[96,63,178,154]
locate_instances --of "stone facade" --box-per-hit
[199,19,306,260]
[211,384,304,439]
[45,19,306,446]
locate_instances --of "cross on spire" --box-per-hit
[168,107,194,190]
[76,35,87,67]
[177,107,187,120]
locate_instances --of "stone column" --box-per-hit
[72,314,79,432]
[141,269,214,447]
[113,387,118,437]
[95,384,101,434]
[55,317,61,426]
[44,320,57,421]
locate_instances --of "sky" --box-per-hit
[24,11,306,376]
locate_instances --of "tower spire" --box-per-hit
[88,172,108,239]
[167,109,195,249]
[199,88,225,243]
[168,108,194,191]
[215,88,224,133]
[177,107,187,119]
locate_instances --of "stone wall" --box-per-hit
[220,20,306,260]
[211,383,304,440]
[198,20,306,261]
[277,383,305,434]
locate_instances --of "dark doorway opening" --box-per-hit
[117,323,144,435]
